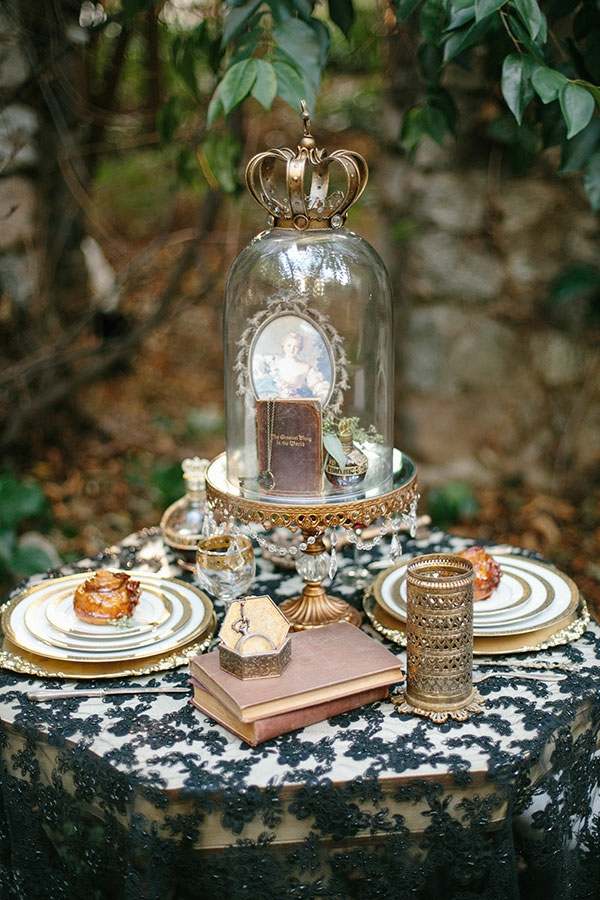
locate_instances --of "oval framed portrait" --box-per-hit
[249,312,335,407]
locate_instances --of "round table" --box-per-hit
[0,528,599,900]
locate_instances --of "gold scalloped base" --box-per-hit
[392,688,485,723]
[279,585,362,630]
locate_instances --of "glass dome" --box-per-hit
[223,109,394,505]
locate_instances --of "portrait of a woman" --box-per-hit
[250,314,333,406]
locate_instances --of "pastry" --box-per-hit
[74,570,141,625]
[458,546,502,601]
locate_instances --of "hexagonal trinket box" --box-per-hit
[218,595,291,680]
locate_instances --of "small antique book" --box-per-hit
[190,622,403,725]
[191,683,388,746]
[256,398,323,495]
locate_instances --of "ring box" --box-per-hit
[218,595,291,680]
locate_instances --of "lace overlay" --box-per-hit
[0,529,599,899]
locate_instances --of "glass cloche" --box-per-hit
[223,104,394,505]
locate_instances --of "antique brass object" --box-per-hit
[218,595,292,679]
[393,554,484,722]
[245,100,368,231]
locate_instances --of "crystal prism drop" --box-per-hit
[390,530,401,562]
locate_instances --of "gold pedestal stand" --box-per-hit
[205,451,418,631]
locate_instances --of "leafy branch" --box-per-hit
[394,0,600,208]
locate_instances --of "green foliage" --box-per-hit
[427,482,479,528]
[95,0,600,206]
[207,0,343,125]
[0,474,55,580]
[390,0,600,206]
[545,262,600,329]
[150,463,185,508]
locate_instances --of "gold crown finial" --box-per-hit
[245,100,368,231]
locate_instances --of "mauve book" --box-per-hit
[191,683,389,747]
[190,621,403,723]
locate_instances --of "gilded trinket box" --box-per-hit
[218,595,291,680]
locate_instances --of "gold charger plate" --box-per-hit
[363,590,590,655]
[373,555,580,637]
[2,573,210,663]
[0,612,217,679]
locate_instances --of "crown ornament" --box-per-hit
[245,101,368,231]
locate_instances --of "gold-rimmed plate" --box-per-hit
[25,588,192,655]
[373,554,579,637]
[0,612,218,679]
[32,585,174,648]
[363,591,588,656]
[45,581,172,639]
[2,573,214,663]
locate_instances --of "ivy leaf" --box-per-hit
[219,58,258,115]
[502,54,535,124]
[559,82,595,139]
[443,16,495,62]
[157,95,184,143]
[445,5,475,30]
[559,119,600,173]
[531,66,568,104]
[0,528,16,564]
[513,0,546,41]
[418,43,443,82]
[505,12,545,60]
[395,0,423,18]
[475,0,505,22]
[201,132,241,193]
[310,18,331,68]
[427,482,479,528]
[273,19,321,73]
[221,0,262,46]
[583,151,600,211]
[420,0,448,44]
[323,433,347,469]
[328,0,355,34]
[0,475,47,529]
[400,103,452,151]
[207,83,224,126]
[573,80,600,109]
[401,107,427,152]
[10,545,54,578]
[273,59,306,110]
[251,59,277,109]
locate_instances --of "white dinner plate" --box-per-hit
[45,584,172,639]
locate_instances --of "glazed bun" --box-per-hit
[458,546,501,601]
[74,570,141,625]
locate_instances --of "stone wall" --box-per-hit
[0,6,39,314]
[378,121,600,490]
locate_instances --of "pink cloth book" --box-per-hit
[191,683,389,746]
[190,621,403,723]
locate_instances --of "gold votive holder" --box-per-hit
[393,554,484,722]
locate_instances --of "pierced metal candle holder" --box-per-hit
[393,554,484,723]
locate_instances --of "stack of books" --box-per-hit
[190,621,403,745]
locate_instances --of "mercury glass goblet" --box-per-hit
[196,534,255,606]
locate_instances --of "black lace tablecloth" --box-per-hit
[0,528,599,900]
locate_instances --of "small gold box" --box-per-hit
[218,595,291,680]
